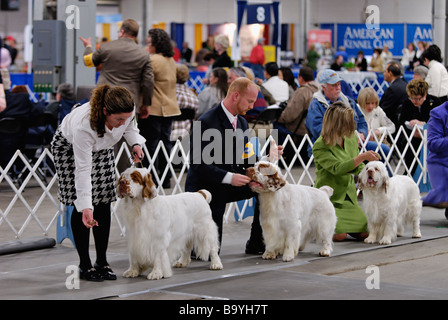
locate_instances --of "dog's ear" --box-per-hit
[382,175,389,194]
[357,174,364,191]
[142,172,156,199]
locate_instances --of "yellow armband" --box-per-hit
[83,53,95,68]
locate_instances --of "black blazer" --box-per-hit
[185,103,255,191]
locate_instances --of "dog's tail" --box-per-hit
[319,186,334,198]
[198,189,212,203]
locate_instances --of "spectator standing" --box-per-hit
[421,44,448,103]
[181,42,193,63]
[401,42,416,71]
[249,38,265,80]
[379,60,408,129]
[305,44,320,71]
[212,34,232,69]
[80,19,154,113]
[139,28,180,189]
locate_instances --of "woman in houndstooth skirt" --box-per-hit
[51,84,146,281]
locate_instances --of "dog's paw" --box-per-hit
[210,261,223,270]
[412,232,422,238]
[379,238,392,245]
[282,254,294,262]
[262,251,277,260]
[123,268,140,278]
[173,258,190,268]
[147,269,168,280]
[364,237,377,244]
[318,250,331,257]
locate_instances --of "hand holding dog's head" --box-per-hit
[247,161,286,193]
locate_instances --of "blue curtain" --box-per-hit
[170,22,184,52]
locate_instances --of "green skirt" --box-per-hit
[333,194,367,234]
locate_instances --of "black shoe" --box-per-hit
[79,267,104,282]
[94,264,117,280]
[245,239,265,255]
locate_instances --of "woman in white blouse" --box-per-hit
[51,85,145,281]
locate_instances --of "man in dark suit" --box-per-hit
[185,78,283,253]
[80,19,154,112]
[379,60,408,129]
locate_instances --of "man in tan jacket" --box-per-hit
[80,19,154,112]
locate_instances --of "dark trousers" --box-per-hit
[186,183,263,247]
[71,203,111,270]
[138,115,173,182]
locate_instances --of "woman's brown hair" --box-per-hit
[90,84,135,137]
[321,101,356,146]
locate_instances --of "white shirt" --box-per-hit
[60,102,146,211]
[262,76,289,103]
[362,107,396,135]
[220,102,238,184]
[426,60,448,98]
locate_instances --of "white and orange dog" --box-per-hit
[358,161,422,245]
[116,168,222,280]
[247,161,337,261]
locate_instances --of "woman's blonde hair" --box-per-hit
[90,84,135,137]
[357,87,379,111]
[321,101,356,146]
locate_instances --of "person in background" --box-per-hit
[413,65,428,80]
[356,50,367,71]
[401,42,416,71]
[212,34,232,69]
[197,67,228,117]
[369,48,384,72]
[421,44,448,103]
[313,102,380,242]
[181,42,193,63]
[357,87,395,174]
[257,62,289,104]
[249,38,265,80]
[279,67,298,100]
[330,55,344,71]
[306,69,368,157]
[399,79,441,176]
[379,60,408,129]
[305,44,320,71]
[139,28,180,189]
[422,101,448,219]
[171,64,199,141]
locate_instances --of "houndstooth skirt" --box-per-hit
[51,127,117,206]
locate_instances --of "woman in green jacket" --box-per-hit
[312,102,381,241]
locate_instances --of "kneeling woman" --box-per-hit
[312,102,380,241]
[51,84,145,281]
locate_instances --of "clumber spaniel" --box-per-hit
[358,161,422,245]
[116,168,223,280]
[247,161,337,261]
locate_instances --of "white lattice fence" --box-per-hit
[0,127,428,240]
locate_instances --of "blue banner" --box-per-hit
[406,24,433,46]
[337,23,404,57]
[246,4,271,24]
